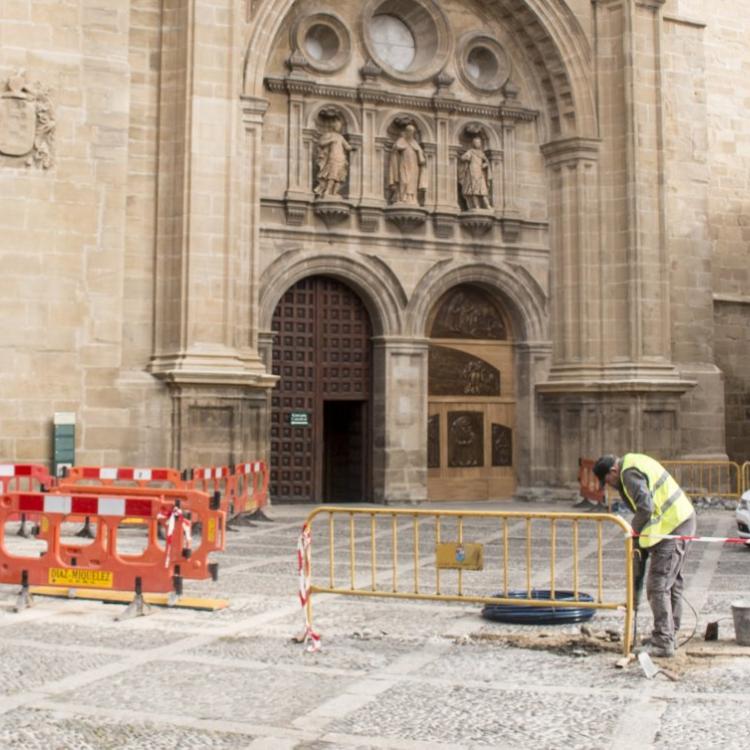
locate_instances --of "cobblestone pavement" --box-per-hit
[0,501,748,749]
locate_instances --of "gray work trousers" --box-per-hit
[646,513,697,649]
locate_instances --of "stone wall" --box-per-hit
[0,0,169,468]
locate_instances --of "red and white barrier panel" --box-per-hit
[17,493,154,518]
[236,462,264,475]
[194,467,231,480]
[73,467,176,482]
[295,522,321,652]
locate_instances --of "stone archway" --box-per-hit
[426,284,517,500]
[270,275,373,503]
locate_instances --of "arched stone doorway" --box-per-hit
[427,284,516,500]
[270,275,373,503]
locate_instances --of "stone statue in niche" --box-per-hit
[388,123,427,205]
[314,114,352,199]
[459,136,491,210]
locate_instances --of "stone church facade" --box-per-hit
[1,0,748,502]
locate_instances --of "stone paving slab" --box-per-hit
[0,708,254,750]
[0,503,747,749]
[47,659,355,727]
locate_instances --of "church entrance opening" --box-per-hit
[270,276,372,503]
[427,284,516,501]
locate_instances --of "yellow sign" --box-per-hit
[48,567,113,588]
[436,542,484,570]
[207,518,216,543]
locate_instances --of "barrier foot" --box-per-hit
[116,578,152,621]
[76,517,95,539]
[241,508,274,523]
[16,514,33,538]
[14,571,34,612]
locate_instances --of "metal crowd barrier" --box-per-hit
[301,507,635,656]
[659,460,742,501]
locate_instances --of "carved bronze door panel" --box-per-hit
[270,276,372,503]
[426,284,516,501]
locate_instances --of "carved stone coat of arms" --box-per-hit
[0,71,55,169]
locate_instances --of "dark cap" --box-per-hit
[592,455,617,488]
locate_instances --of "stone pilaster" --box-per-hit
[148,9,276,468]
[372,337,429,503]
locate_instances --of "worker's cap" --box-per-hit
[592,455,617,488]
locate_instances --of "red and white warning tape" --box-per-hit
[635,532,749,544]
[159,504,192,568]
[296,522,321,652]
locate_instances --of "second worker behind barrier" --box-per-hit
[592,453,696,658]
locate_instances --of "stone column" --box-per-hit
[540,138,601,372]
[372,337,429,503]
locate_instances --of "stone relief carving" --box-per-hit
[314,111,352,199]
[459,136,492,210]
[0,70,55,169]
[428,345,500,396]
[431,286,507,340]
[387,122,427,205]
[492,423,512,466]
[427,414,440,468]
[447,411,483,468]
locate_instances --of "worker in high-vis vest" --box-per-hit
[593,453,696,658]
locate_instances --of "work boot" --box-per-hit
[647,643,675,658]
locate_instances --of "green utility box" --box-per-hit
[53,412,76,477]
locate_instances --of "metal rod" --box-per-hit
[597,521,603,603]
[328,512,334,589]
[392,514,397,593]
[435,515,441,595]
[457,516,464,596]
[349,513,355,590]
[525,517,531,596]
[550,518,556,598]
[413,515,419,594]
[573,520,579,598]
[503,517,509,596]
[370,513,376,591]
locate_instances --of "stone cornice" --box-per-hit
[264,77,539,123]
[240,95,269,125]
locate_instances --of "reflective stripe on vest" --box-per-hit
[620,453,694,548]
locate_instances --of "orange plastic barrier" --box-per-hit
[0,464,54,493]
[188,461,269,519]
[52,481,225,582]
[0,464,55,536]
[233,461,269,516]
[64,466,183,488]
[188,466,233,517]
[578,458,605,505]
[0,491,186,593]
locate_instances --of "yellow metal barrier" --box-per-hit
[743,462,750,495]
[301,507,634,656]
[660,460,742,501]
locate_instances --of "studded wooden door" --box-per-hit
[270,276,372,503]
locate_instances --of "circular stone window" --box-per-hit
[370,15,415,71]
[362,0,451,83]
[293,13,351,73]
[458,33,510,94]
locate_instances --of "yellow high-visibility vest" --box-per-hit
[620,453,694,548]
